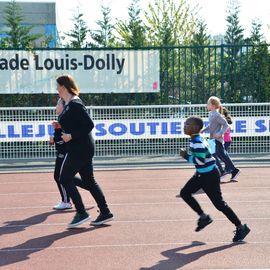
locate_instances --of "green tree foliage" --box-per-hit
[90,5,116,47]
[191,20,210,46]
[144,0,197,46]
[143,0,198,104]
[224,7,244,45]
[243,21,270,102]
[249,44,270,102]
[115,0,146,47]
[0,0,42,49]
[223,7,245,101]
[40,34,55,48]
[83,6,118,106]
[189,20,214,103]
[0,0,43,104]
[110,0,148,105]
[64,9,89,48]
[247,20,265,44]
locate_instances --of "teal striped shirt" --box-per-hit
[183,135,216,173]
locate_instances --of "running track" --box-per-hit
[0,167,270,269]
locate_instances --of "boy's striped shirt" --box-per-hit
[183,134,216,173]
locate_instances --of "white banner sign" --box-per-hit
[0,49,160,94]
[0,117,269,142]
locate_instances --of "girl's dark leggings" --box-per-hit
[54,155,70,203]
[215,140,236,173]
[180,168,241,226]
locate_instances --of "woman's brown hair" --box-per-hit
[56,74,80,96]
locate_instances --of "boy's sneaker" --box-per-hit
[90,212,114,226]
[68,212,90,228]
[195,215,213,232]
[231,168,240,181]
[53,202,72,210]
[232,224,250,242]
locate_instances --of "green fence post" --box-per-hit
[220,44,225,100]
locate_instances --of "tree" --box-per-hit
[144,0,197,46]
[84,5,117,106]
[224,7,244,45]
[113,0,147,105]
[90,5,116,47]
[190,20,214,103]
[1,0,42,49]
[247,20,265,45]
[64,8,89,48]
[223,7,245,101]
[244,20,270,102]
[115,0,146,47]
[143,0,198,104]
[40,34,55,48]
[191,20,210,46]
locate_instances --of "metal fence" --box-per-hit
[1,44,270,107]
[0,103,269,160]
[160,44,270,105]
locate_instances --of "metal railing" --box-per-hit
[0,103,269,160]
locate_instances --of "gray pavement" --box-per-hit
[0,154,269,173]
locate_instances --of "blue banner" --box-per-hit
[0,117,269,142]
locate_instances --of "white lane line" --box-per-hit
[1,200,270,210]
[0,181,52,185]
[0,189,177,196]
[0,191,59,196]
[1,222,67,227]
[0,205,60,210]
[0,178,182,184]
[1,176,267,185]
[109,200,270,205]
[1,217,270,228]
[1,241,270,253]
[0,186,270,196]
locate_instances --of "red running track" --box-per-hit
[0,167,270,270]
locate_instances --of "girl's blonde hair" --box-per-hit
[208,96,223,113]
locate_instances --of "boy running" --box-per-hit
[179,116,250,242]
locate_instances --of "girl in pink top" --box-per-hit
[224,127,232,151]
[222,107,233,152]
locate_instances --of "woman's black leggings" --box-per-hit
[59,153,109,215]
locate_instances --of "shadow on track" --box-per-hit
[0,224,109,267]
[0,207,94,236]
[140,240,244,269]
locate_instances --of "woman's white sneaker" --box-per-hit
[53,202,72,210]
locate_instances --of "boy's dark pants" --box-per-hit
[180,167,241,226]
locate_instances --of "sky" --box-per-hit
[1,0,270,41]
